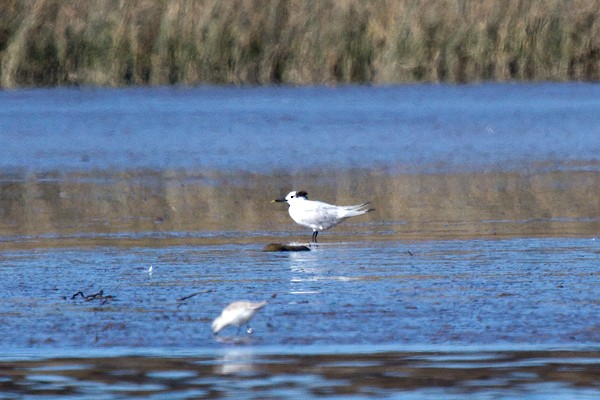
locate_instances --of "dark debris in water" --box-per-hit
[69,290,114,305]
[263,243,311,252]
[177,289,215,303]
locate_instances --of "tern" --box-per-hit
[211,301,267,335]
[272,191,374,242]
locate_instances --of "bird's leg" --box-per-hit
[311,231,318,243]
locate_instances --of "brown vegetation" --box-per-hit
[1,0,599,87]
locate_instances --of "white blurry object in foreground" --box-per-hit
[212,301,267,335]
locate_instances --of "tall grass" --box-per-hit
[1,0,599,87]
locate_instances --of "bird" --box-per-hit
[211,301,267,335]
[272,191,374,243]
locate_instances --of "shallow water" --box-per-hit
[1,84,599,398]
[1,238,600,398]
[2,238,600,348]
[3,348,600,399]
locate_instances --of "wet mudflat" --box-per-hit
[1,84,599,398]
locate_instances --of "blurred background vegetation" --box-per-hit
[1,0,599,87]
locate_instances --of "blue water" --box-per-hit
[1,84,600,399]
[1,238,600,398]
[1,238,598,349]
[1,83,599,173]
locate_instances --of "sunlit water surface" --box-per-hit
[1,84,599,398]
[1,238,600,398]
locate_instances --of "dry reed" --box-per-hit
[1,0,599,87]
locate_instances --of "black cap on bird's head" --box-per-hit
[271,190,309,203]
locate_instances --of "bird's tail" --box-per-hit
[343,202,375,217]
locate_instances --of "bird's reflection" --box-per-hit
[214,348,258,375]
